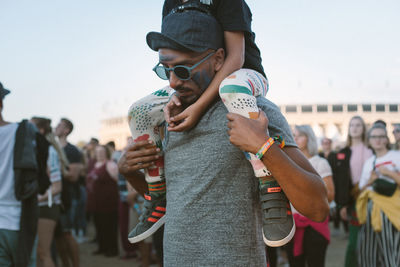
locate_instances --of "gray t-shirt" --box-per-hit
[164,97,295,266]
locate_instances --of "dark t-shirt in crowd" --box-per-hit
[162,0,266,77]
[62,143,83,209]
[64,143,82,164]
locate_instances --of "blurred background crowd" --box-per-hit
[1,81,400,267]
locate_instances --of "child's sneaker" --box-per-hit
[260,179,295,247]
[128,193,166,243]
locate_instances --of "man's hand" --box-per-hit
[226,110,269,154]
[118,140,160,177]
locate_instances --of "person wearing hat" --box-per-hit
[119,9,329,266]
[0,83,37,267]
[127,1,296,249]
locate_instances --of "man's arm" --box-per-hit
[227,111,329,222]
[118,140,160,196]
[64,163,82,182]
[264,146,329,221]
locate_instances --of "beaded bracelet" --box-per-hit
[255,137,275,159]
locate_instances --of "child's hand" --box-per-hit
[167,104,203,132]
[164,94,183,128]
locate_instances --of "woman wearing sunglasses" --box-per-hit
[356,124,400,266]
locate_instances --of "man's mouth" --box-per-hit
[176,90,192,97]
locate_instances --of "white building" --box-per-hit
[100,103,400,150]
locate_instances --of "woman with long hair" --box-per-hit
[89,145,119,257]
[286,125,334,267]
[356,124,400,266]
[331,116,372,267]
[31,117,63,267]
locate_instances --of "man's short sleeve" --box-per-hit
[64,143,82,164]
[256,97,297,147]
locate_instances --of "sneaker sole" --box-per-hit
[262,216,296,247]
[128,215,166,244]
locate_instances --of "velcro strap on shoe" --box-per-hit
[260,192,287,202]
[265,208,287,219]
[262,199,286,210]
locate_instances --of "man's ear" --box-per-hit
[214,48,225,72]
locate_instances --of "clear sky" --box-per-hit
[1,0,399,143]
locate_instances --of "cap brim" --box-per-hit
[1,88,10,99]
[146,31,206,53]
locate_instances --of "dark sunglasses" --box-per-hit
[153,52,215,81]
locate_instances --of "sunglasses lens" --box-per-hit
[155,66,169,80]
[174,66,190,80]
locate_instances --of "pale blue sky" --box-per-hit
[1,0,399,143]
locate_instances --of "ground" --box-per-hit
[78,222,348,267]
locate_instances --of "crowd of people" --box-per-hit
[1,0,400,267]
[0,83,163,267]
[2,82,400,267]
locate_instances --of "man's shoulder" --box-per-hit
[0,122,18,132]
[65,142,79,152]
[256,96,280,112]
[64,142,82,162]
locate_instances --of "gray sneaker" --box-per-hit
[128,193,166,243]
[260,180,295,247]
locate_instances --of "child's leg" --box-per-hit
[127,86,171,244]
[220,69,295,247]
[219,69,269,177]
[128,86,172,196]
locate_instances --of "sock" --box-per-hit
[144,155,166,197]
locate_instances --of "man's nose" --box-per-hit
[168,71,184,89]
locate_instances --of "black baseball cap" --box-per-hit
[0,82,10,99]
[146,10,224,53]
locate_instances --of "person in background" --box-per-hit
[106,141,122,163]
[54,118,82,267]
[70,145,87,244]
[0,83,40,267]
[318,137,341,234]
[331,116,372,267]
[117,137,137,259]
[319,137,335,164]
[84,138,99,173]
[83,137,98,239]
[71,170,87,244]
[89,145,119,257]
[285,125,334,267]
[31,117,63,267]
[392,124,400,150]
[356,123,400,266]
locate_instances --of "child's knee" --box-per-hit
[219,69,253,98]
